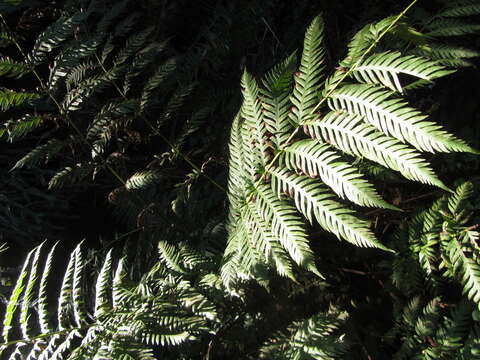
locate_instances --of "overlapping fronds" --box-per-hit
[0,241,221,359]
[224,12,476,286]
[260,310,350,359]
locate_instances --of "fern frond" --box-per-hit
[255,183,319,272]
[48,37,101,90]
[140,58,176,110]
[246,201,296,280]
[269,167,388,250]
[344,16,398,65]
[241,70,269,169]
[352,52,452,92]
[436,301,473,353]
[261,52,296,149]
[261,310,350,359]
[0,89,39,111]
[48,163,97,190]
[157,83,195,128]
[38,243,58,333]
[58,247,76,330]
[94,249,112,318]
[448,234,480,304]
[28,12,88,65]
[2,250,33,345]
[72,244,87,327]
[436,2,480,18]
[426,18,480,37]
[12,140,65,170]
[305,112,449,190]
[281,139,395,209]
[414,43,480,67]
[125,171,163,191]
[447,181,474,216]
[328,85,475,153]
[289,16,325,125]
[0,57,30,78]
[20,244,43,340]
[113,27,154,66]
[1,115,43,142]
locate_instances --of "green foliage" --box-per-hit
[0,0,480,359]
[223,11,476,286]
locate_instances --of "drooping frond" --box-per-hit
[48,162,98,189]
[435,1,480,18]
[447,181,474,218]
[414,43,480,67]
[125,171,163,191]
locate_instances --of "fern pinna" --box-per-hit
[222,14,477,286]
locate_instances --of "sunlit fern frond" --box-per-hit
[224,13,476,287]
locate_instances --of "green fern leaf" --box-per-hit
[281,139,396,209]
[72,244,87,327]
[246,201,296,280]
[328,84,476,153]
[2,250,33,344]
[20,244,43,340]
[289,16,326,125]
[414,43,480,67]
[38,243,58,333]
[94,249,113,318]
[255,184,318,273]
[352,52,453,92]
[436,2,480,18]
[241,70,270,169]
[28,12,88,65]
[0,89,39,111]
[426,18,480,37]
[261,52,296,149]
[304,112,450,190]
[447,181,474,216]
[0,56,30,78]
[449,235,480,304]
[269,167,389,250]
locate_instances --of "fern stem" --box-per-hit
[246,0,419,203]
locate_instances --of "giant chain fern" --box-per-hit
[223,13,478,285]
